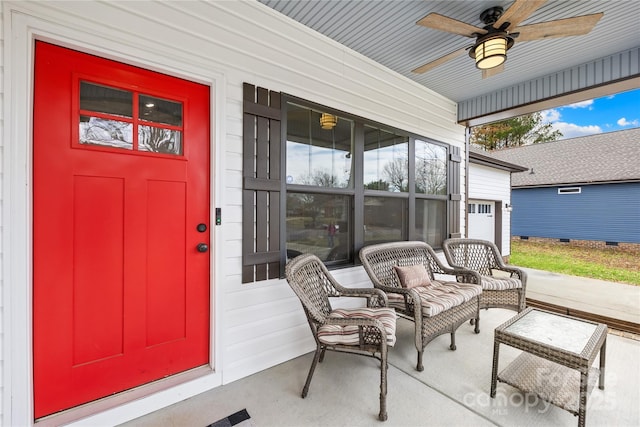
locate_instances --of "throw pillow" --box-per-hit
[393,264,432,289]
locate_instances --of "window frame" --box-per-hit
[558,187,582,194]
[281,94,454,268]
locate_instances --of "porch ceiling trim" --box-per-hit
[458,47,640,126]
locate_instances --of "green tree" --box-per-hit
[365,179,390,191]
[470,112,562,151]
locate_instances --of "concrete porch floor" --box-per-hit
[120,305,640,427]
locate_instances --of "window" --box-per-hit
[286,103,353,188]
[478,203,492,214]
[415,199,446,245]
[558,187,581,194]
[415,139,447,195]
[364,196,408,244]
[284,100,453,266]
[79,81,183,155]
[364,126,408,192]
[241,84,461,280]
[468,203,476,214]
[287,193,353,263]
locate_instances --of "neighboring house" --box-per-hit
[467,149,527,256]
[489,128,640,251]
[1,2,470,425]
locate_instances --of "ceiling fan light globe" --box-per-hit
[476,53,506,70]
[473,36,508,70]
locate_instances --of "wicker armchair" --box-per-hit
[442,238,527,313]
[359,241,482,372]
[285,253,397,421]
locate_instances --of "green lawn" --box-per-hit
[510,240,640,286]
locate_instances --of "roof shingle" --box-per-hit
[486,128,640,187]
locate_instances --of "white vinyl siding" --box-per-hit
[468,163,513,255]
[2,1,465,425]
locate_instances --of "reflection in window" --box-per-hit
[286,193,352,264]
[364,127,409,192]
[139,95,183,126]
[139,126,183,155]
[79,115,133,149]
[80,82,132,118]
[415,140,447,195]
[286,103,353,188]
[364,197,408,244]
[415,199,446,248]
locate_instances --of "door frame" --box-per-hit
[3,7,225,426]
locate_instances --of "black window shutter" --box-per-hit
[242,83,282,283]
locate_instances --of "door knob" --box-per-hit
[197,243,209,253]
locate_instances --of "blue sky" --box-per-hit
[540,88,640,140]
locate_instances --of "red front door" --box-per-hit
[33,42,211,418]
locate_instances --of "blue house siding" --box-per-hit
[512,182,640,243]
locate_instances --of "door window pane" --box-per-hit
[364,126,409,192]
[139,94,183,126]
[286,193,352,263]
[415,140,447,195]
[139,126,183,155]
[286,103,354,188]
[364,197,408,244]
[415,199,446,248]
[79,115,133,149]
[80,81,132,118]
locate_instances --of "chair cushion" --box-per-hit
[385,281,481,317]
[414,281,481,317]
[481,276,522,291]
[386,292,409,312]
[318,307,397,347]
[393,264,432,289]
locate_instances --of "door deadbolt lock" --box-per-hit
[197,243,209,253]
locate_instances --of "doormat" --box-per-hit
[208,408,253,427]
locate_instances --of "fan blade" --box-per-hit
[416,13,485,38]
[412,47,468,74]
[482,64,505,79]
[515,13,604,42]
[495,0,547,31]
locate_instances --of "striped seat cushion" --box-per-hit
[414,281,481,317]
[386,292,407,312]
[481,276,522,291]
[385,281,481,317]
[318,307,397,347]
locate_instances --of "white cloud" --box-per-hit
[540,108,561,122]
[540,108,602,139]
[564,99,594,109]
[564,99,593,109]
[552,122,602,139]
[617,117,639,127]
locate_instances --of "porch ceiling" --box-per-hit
[259,1,640,124]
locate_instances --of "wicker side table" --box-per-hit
[491,308,607,427]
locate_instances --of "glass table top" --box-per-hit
[504,309,598,354]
